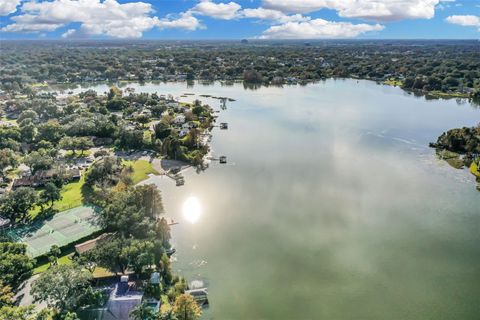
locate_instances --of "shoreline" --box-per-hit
[30,78,479,103]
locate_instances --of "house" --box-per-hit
[173,115,186,125]
[78,275,143,320]
[0,216,10,230]
[166,101,179,109]
[179,129,189,138]
[12,168,81,189]
[75,233,110,255]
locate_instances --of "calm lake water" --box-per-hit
[66,80,480,319]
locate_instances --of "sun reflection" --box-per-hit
[182,196,202,224]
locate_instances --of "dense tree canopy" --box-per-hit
[0,242,35,289]
[31,264,93,314]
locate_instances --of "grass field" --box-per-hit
[30,174,86,219]
[33,248,114,277]
[471,161,480,178]
[33,249,74,274]
[123,159,159,184]
[384,79,403,87]
[29,159,156,218]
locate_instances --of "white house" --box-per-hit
[179,129,189,138]
[166,101,180,109]
[173,115,186,125]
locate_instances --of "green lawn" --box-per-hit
[384,79,402,87]
[471,161,480,178]
[92,267,114,278]
[31,82,49,88]
[123,159,159,184]
[30,159,156,218]
[0,117,18,125]
[33,249,113,276]
[33,250,74,274]
[30,175,86,219]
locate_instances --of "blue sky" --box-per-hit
[0,0,479,40]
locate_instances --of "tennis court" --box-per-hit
[7,206,102,257]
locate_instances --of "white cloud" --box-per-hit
[190,0,241,20]
[157,12,202,31]
[262,0,441,22]
[259,18,384,39]
[1,0,201,38]
[61,28,76,38]
[0,0,21,16]
[445,15,480,31]
[241,7,308,23]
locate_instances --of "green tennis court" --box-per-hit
[7,206,102,257]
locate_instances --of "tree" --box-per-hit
[59,136,76,154]
[172,294,202,320]
[0,148,17,177]
[192,105,204,117]
[106,98,128,111]
[20,121,37,143]
[0,187,38,223]
[0,305,53,320]
[82,236,130,274]
[243,69,263,83]
[17,110,39,124]
[116,128,144,150]
[47,245,61,266]
[130,302,157,320]
[0,305,36,320]
[100,184,164,237]
[62,312,80,320]
[150,104,166,117]
[0,281,14,307]
[121,239,155,275]
[24,151,53,175]
[37,120,64,144]
[75,137,93,155]
[159,253,173,286]
[41,182,62,208]
[31,265,93,314]
[82,185,169,274]
[0,127,21,151]
[154,122,171,140]
[107,86,122,100]
[136,114,150,128]
[82,236,155,275]
[85,156,122,187]
[0,242,35,288]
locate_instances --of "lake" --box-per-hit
[66,80,480,319]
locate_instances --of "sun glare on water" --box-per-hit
[182,196,202,224]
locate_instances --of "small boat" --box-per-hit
[166,248,176,256]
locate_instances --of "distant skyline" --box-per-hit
[1,0,479,40]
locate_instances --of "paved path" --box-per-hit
[15,275,47,311]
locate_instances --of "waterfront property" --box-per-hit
[12,167,81,189]
[78,275,143,320]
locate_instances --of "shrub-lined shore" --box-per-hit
[430,124,480,189]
